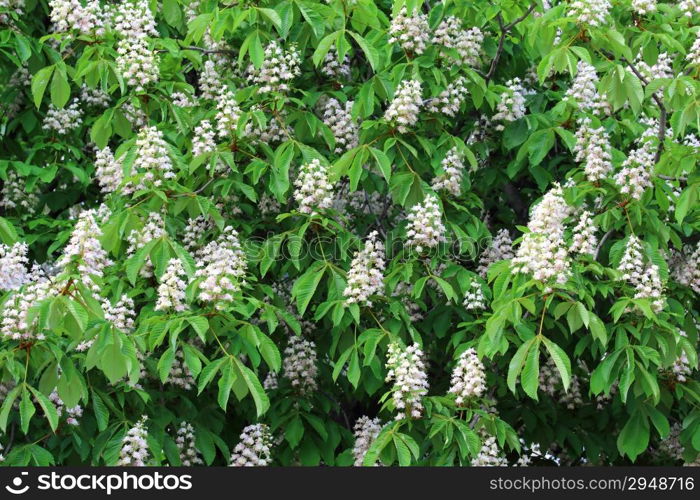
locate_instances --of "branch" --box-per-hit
[657,174,688,182]
[623,57,667,164]
[180,46,237,56]
[484,3,537,84]
[595,229,614,261]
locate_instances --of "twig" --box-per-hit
[595,229,614,261]
[180,46,236,56]
[484,3,537,84]
[657,174,688,182]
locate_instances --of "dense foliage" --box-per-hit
[1,0,699,467]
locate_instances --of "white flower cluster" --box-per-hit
[49,0,105,35]
[0,242,30,291]
[388,6,430,55]
[122,101,147,128]
[283,335,318,394]
[565,61,609,114]
[49,389,82,426]
[1,268,55,340]
[687,32,700,66]
[406,195,446,252]
[176,421,203,466]
[116,38,159,92]
[637,52,673,85]
[194,227,247,309]
[102,294,135,333]
[613,141,655,200]
[133,126,176,189]
[42,99,83,135]
[384,79,423,133]
[672,331,692,383]
[80,84,110,107]
[57,209,112,289]
[352,416,383,466]
[574,118,612,182]
[433,17,483,67]
[155,258,188,312]
[250,41,301,93]
[126,212,166,278]
[94,147,123,193]
[669,243,700,292]
[463,281,486,311]
[566,0,611,27]
[192,120,216,156]
[182,216,212,252]
[512,184,572,287]
[471,436,508,466]
[385,343,429,420]
[229,424,273,466]
[569,210,598,255]
[617,235,665,312]
[112,0,159,91]
[493,78,527,130]
[322,98,359,153]
[449,348,486,404]
[118,416,150,466]
[427,77,469,117]
[431,147,465,196]
[244,108,290,144]
[680,0,700,16]
[322,48,351,79]
[632,0,657,14]
[0,0,25,24]
[171,92,197,108]
[343,231,386,306]
[467,114,493,145]
[477,229,514,277]
[166,349,195,389]
[538,359,583,409]
[198,59,224,99]
[293,159,334,214]
[215,90,242,139]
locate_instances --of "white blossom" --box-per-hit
[574,117,612,182]
[617,234,665,312]
[80,84,110,107]
[432,18,483,67]
[166,349,195,389]
[680,0,700,17]
[198,59,224,99]
[42,99,83,134]
[176,421,203,466]
[567,0,611,27]
[613,142,655,200]
[194,227,247,309]
[352,416,383,466]
[155,258,188,312]
[385,343,429,420]
[118,416,150,466]
[432,147,465,196]
[449,348,486,404]
[57,209,112,289]
[321,48,351,79]
[512,184,572,287]
[406,195,446,252]
[102,294,135,333]
[215,90,242,139]
[427,77,469,117]
[0,242,30,291]
[171,91,197,107]
[569,210,598,255]
[388,6,430,55]
[249,41,301,93]
[687,32,700,66]
[192,119,216,156]
[463,281,486,311]
[283,335,318,394]
[384,79,422,133]
[1,267,56,340]
[471,436,508,466]
[229,424,273,466]
[633,0,657,14]
[116,37,159,92]
[94,147,123,193]
[478,229,514,277]
[132,126,176,189]
[343,231,385,306]
[293,159,334,214]
[322,98,359,153]
[493,78,527,130]
[126,212,166,278]
[565,61,609,114]
[671,331,693,383]
[49,389,82,426]
[49,0,105,35]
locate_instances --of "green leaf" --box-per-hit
[31,65,55,108]
[521,339,540,400]
[348,31,378,72]
[541,337,571,391]
[232,357,270,416]
[617,413,649,462]
[285,415,304,448]
[28,386,58,432]
[50,68,70,108]
[507,338,534,394]
[292,264,325,315]
[20,389,36,434]
[312,30,341,67]
[369,147,392,182]
[91,391,109,432]
[217,361,235,410]
[0,385,21,432]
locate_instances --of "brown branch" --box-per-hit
[484,3,537,84]
[180,46,236,56]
